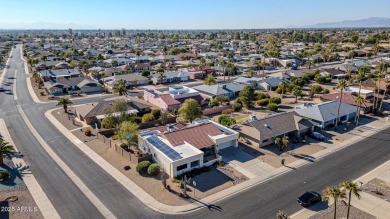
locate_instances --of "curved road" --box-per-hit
[1,45,390,219]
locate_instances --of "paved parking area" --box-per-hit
[220,147,276,179]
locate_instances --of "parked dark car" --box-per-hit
[309,132,325,141]
[297,191,321,207]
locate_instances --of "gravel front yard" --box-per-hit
[0,189,44,219]
[51,108,86,130]
[362,178,390,202]
[308,203,375,219]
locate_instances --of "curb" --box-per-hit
[0,119,61,219]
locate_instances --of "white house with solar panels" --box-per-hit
[138,119,239,177]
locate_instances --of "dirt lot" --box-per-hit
[240,140,326,168]
[51,108,86,131]
[362,178,390,202]
[308,203,375,219]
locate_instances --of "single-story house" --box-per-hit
[45,77,102,95]
[237,112,315,147]
[75,100,138,125]
[151,72,189,84]
[39,69,81,81]
[318,91,375,114]
[103,74,148,89]
[192,82,246,98]
[320,68,346,80]
[144,86,204,111]
[138,119,239,177]
[295,101,357,129]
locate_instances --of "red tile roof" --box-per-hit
[164,123,223,149]
[159,94,181,106]
[319,92,373,108]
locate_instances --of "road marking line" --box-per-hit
[13,70,18,100]
[16,105,117,219]
[0,119,61,219]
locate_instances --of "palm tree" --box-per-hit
[355,96,364,126]
[226,62,232,82]
[345,67,354,81]
[113,84,127,96]
[340,180,361,219]
[305,60,312,69]
[322,186,346,219]
[279,81,288,99]
[292,86,303,103]
[219,60,227,82]
[276,210,290,219]
[254,60,261,77]
[204,75,216,85]
[281,136,289,150]
[56,98,73,113]
[333,79,348,128]
[247,70,255,78]
[157,72,166,84]
[0,139,15,165]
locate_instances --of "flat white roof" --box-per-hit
[345,87,373,94]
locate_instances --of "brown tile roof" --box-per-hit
[159,94,181,106]
[164,123,223,149]
[175,95,204,104]
[319,92,373,108]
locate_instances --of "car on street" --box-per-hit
[309,132,325,141]
[297,191,321,207]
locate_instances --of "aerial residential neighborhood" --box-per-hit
[1,1,390,219]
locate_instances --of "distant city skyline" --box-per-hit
[0,0,389,29]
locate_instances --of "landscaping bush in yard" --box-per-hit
[325,77,332,83]
[0,170,10,182]
[120,143,128,149]
[232,102,242,112]
[142,113,155,123]
[269,97,281,105]
[84,129,92,136]
[266,103,278,112]
[151,109,161,120]
[147,163,160,175]
[218,115,236,127]
[136,161,151,173]
[315,75,327,84]
[256,98,269,107]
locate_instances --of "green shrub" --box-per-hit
[136,161,151,173]
[325,78,332,83]
[208,99,219,108]
[218,115,236,127]
[256,98,269,106]
[269,97,281,105]
[112,135,119,140]
[322,88,330,94]
[151,109,161,120]
[222,109,234,114]
[257,92,270,100]
[142,113,155,123]
[232,102,242,112]
[315,75,327,84]
[0,170,10,182]
[148,80,153,85]
[147,163,160,175]
[40,91,45,96]
[266,103,278,111]
[84,129,92,136]
[120,143,128,149]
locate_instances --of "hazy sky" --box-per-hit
[0,0,389,29]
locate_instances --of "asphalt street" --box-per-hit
[0,45,389,219]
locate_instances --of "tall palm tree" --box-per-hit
[322,186,346,219]
[340,180,361,219]
[226,62,232,82]
[204,75,216,85]
[0,139,15,165]
[56,98,73,113]
[345,67,354,81]
[254,60,261,77]
[219,60,227,82]
[113,84,127,96]
[355,96,365,126]
[279,81,288,99]
[334,79,348,128]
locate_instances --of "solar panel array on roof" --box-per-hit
[147,136,182,161]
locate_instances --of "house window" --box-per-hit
[177,164,187,171]
[191,160,199,168]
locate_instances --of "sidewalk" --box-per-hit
[0,119,60,219]
[291,160,390,219]
[44,105,390,214]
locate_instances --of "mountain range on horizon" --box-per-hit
[287,17,390,28]
[1,17,390,30]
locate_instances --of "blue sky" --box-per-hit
[0,0,389,29]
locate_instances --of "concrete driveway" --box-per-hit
[220,146,276,179]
